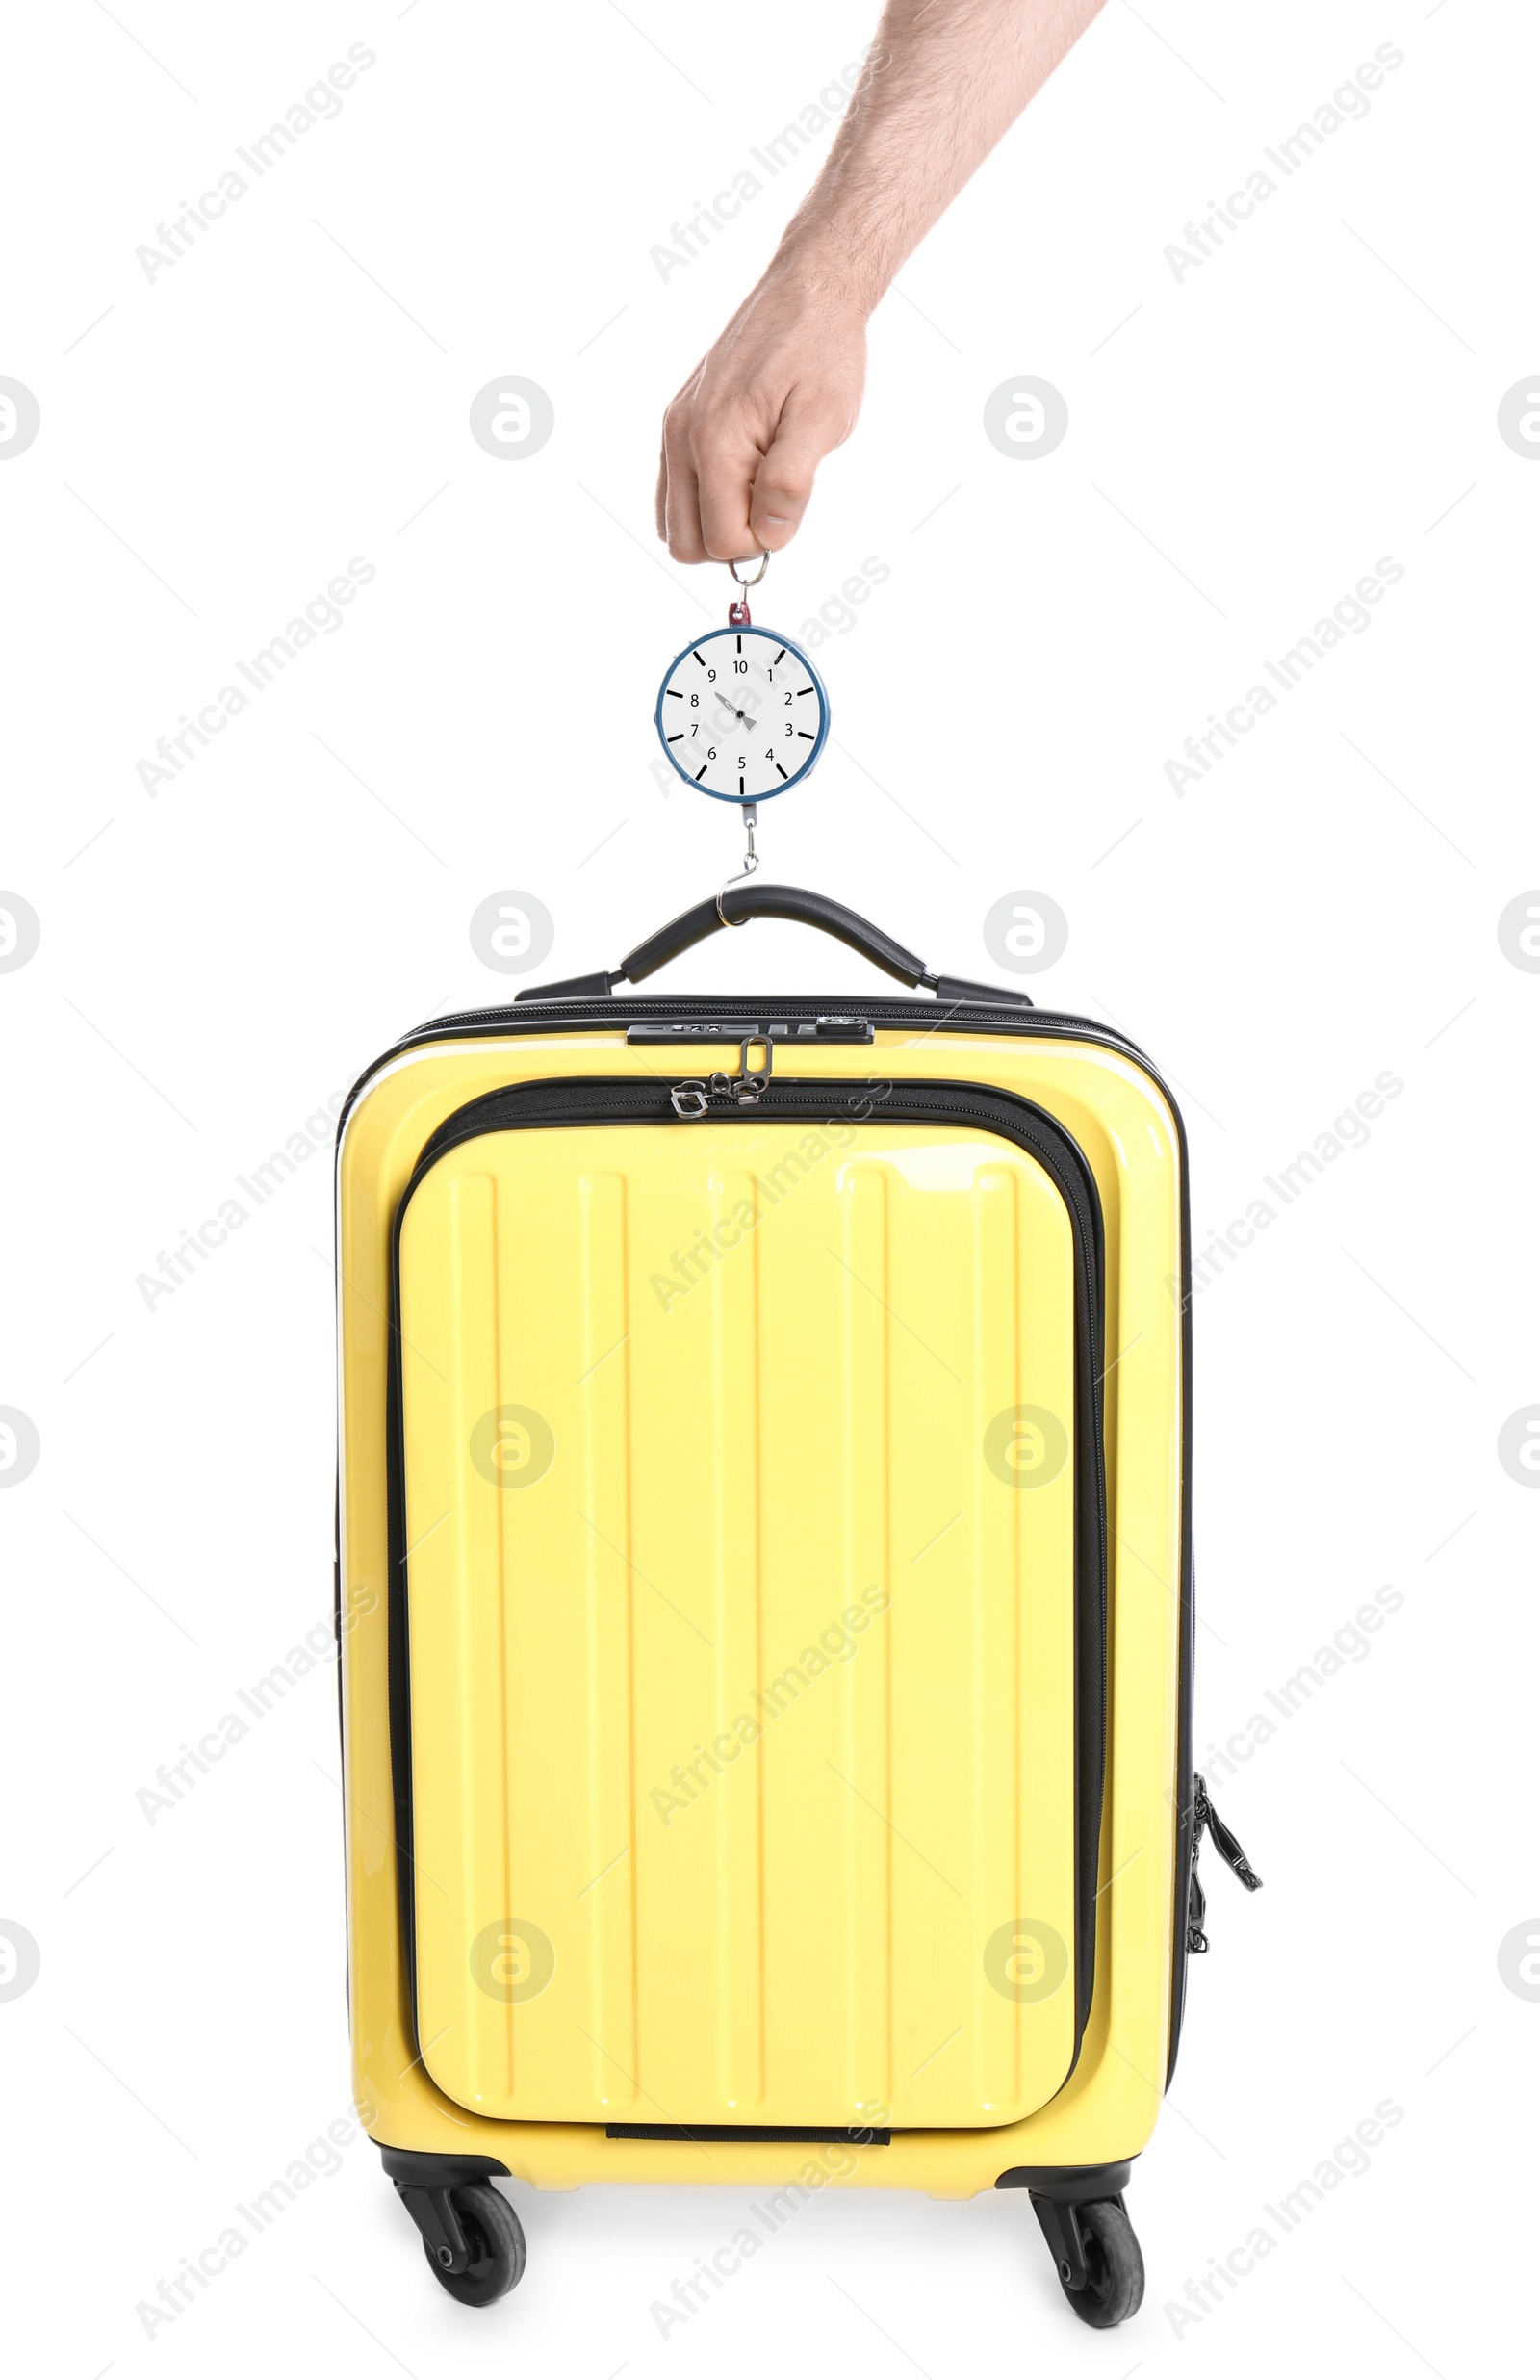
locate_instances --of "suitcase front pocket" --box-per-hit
[390,1079,1106,2133]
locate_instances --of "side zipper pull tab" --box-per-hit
[1186,1862,1209,1954]
[1194,1772,1263,1892]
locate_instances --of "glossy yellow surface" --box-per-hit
[399,1123,1078,2129]
[337,1025,1185,2195]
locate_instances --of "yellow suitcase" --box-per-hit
[333,881,1260,2324]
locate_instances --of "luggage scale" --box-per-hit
[654,547,829,927]
[652,551,842,1110]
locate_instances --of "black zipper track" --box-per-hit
[606,2123,891,2145]
[386,1074,1111,2110]
[339,991,1159,1144]
[340,985,1197,2093]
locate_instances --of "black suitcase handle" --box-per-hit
[515,880,1032,1009]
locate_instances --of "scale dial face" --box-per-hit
[654,625,830,803]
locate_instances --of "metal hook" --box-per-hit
[727,551,770,587]
[716,802,758,926]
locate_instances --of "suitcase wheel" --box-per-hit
[1031,2193,1145,2328]
[395,2177,526,2307]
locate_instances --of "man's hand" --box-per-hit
[655,0,1108,563]
[655,260,867,564]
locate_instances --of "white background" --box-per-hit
[3,1,1536,2371]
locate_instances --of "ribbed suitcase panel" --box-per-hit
[576,1170,638,2112]
[837,1160,894,2119]
[444,1169,510,2109]
[400,1122,1079,2129]
[706,1166,767,2112]
[973,1164,1023,2116]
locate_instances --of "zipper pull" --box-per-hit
[1186,1862,1209,1955]
[670,1035,773,1119]
[1194,1773,1263,1891]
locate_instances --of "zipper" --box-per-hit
[388,1071,1111,2071]
[1185,1772,1263,1953]
[351,992,1161,1112]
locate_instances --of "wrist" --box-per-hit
[764,224,888,321]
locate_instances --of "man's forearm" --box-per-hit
[775,0,1109,313]
[655,0,1108,560]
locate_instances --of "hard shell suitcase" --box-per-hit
[333,881,1259,2324]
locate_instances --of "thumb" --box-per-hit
[748,393,847,551]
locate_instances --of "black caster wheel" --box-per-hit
[1030,2191,1144,2328]
[1058,2199,1143,2329]
[426,2183,526,2307]
[398,2177,526,2307]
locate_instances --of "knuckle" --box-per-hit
[700,524,747,560]
[698,490,753,539]
[757,463,812,503]
[688,427,738,472]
